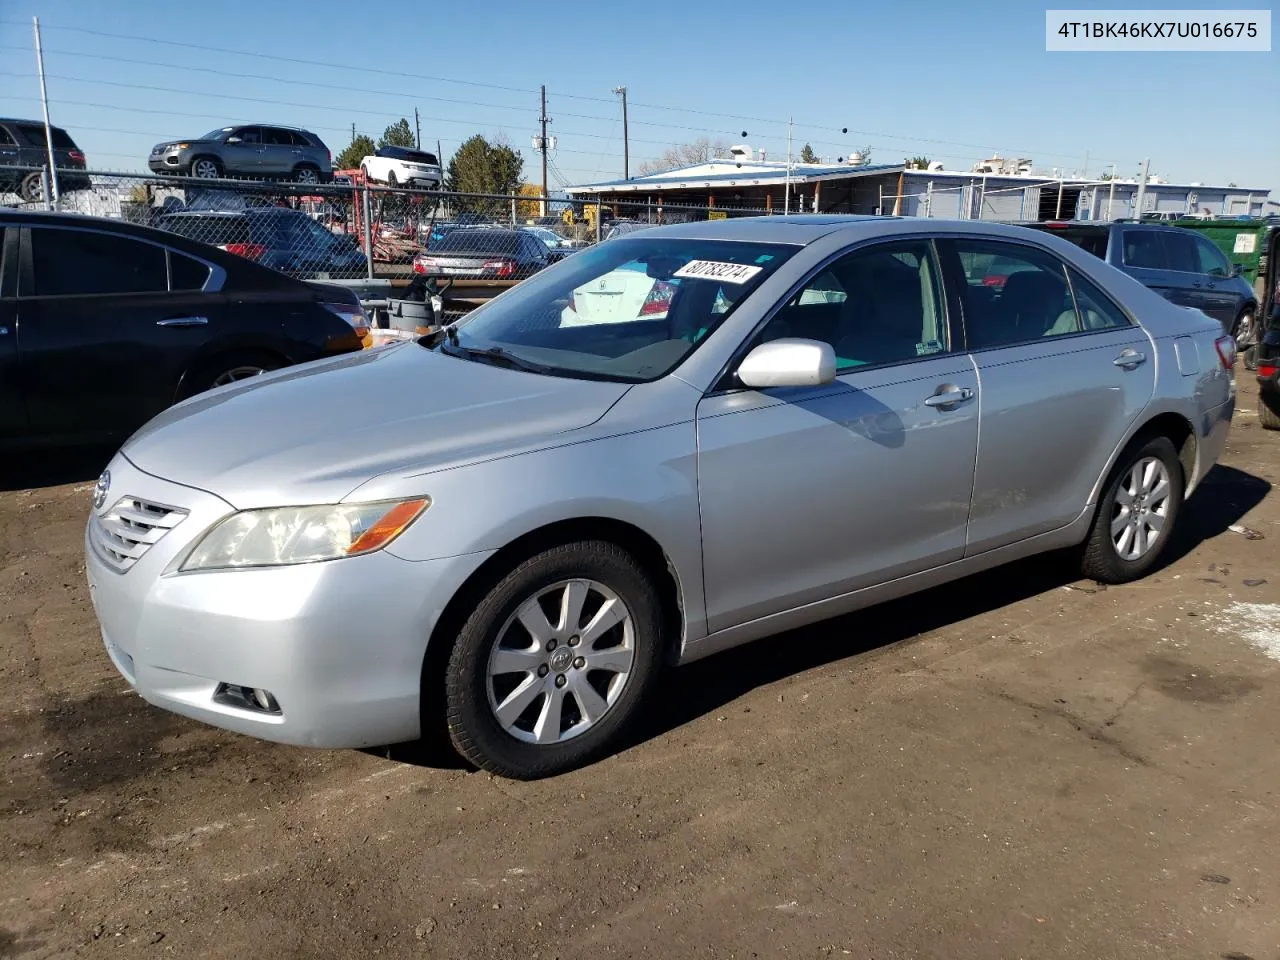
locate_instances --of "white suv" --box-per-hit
[361,146,442,188]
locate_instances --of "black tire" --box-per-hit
[1243,343,1259,372]
[444,541,664,779]
[19,171,44,203]
[1260,391,1280,431]
[293,164,321,185]
[179,350,283,399]
[190,156,222,179]
[1081,435,1185,584]
[386,169,398,187]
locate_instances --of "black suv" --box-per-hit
[0,118,90,202]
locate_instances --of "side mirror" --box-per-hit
[737,338,836,389]
[1230,262,1243,278]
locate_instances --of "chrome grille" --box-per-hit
[91,496,188,572]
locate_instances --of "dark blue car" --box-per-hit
[1025,220,1259,343]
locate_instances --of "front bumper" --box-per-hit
[84,453,492,749]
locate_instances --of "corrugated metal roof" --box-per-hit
[565,162,903,194]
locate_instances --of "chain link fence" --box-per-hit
[2,168,778,288]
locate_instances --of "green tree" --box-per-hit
[798,143,819,164]
[379,118,416,149]
[334,134,376,171]
[444,134,525,196]
[907,156,930,170]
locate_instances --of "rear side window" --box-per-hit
[1068,268,1131,331]
[14,124,75,148]
[1122,231,1166,269]
[168,251,211,291]
[953,240,1077,348]
[0,127,15,147]
[1161,232,1200,273]
[1054,229,1109,259]
[28,228,167,297]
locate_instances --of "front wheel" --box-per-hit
[1080,435,1185,584]
[1260,391,1280,431]
[444,541,664,779]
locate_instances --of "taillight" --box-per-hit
[982,275,1007,288]
[483,259,515,278]
[67,149,85,164]
[1214,335,1237,370]
[1259,361,1278,380]
[639,281,676,316]
[413,256,437,275]
[224,242,267,261]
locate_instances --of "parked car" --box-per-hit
[84,216,1235,779]
[155,207,368,279]
[601,220,651,242]
[0,210,369,448]
[412,227,568,279]
[1022,221,1259,348]
[1253,248,1280,429]
[148,125,333,184]
[521,225,578,250]
[0,117,90,202]
[360,146,442,188]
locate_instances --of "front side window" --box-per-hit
[231,127,261,145]
[1161,231,1200,273]
[439,238,797,382]
[754,240,947,370]
[28,228,167,297]
[953,240,1078,348]
[1193,236,1232,278]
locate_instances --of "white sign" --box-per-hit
[1234,233,1257,254]
[672,260,763,284]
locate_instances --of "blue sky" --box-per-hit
[1,0,1276,190]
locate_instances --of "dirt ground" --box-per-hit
[2,378,1279,960]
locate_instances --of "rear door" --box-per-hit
[943,236,1156,553]
[16,225,226,442]
[1118,227,1197,310]
[259,127,298,176]
[0,226,25,442]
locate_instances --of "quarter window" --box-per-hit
[168,250,211,291]
[952,240,1077,348]
[756,240,947,369]
[1067,268,1131,331]
[28,228,167,297]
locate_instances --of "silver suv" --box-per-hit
[148,125,332,184]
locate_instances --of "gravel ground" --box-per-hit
[2,377,1278,960]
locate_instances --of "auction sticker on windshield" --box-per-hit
[673,260,764,284]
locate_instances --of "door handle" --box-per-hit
[1113,349,1146,368]
[924,385,975,408]
[156,316,209,327]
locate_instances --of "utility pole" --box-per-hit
[352,122,356,143]
[32,17,59,209]
[414,108,421,149]
[1107,163,1117,220]
[612,86,629,180]
[539,85,551,216]
[784,117,793,215]
[1134,157,1151,219]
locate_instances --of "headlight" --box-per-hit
[180,498,429,572]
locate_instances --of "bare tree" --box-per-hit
[637,137,731,175]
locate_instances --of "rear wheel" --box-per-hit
[1260,391,1280,431]
[386,169,398,187]
[293,164,320,185]
[181,351,283,398]
[19,171,44,203]
[1080,435,1185,584]
[444,541,664,780]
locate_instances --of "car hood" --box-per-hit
[121,342,632,509]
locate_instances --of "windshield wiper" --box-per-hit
[439,341,555,375]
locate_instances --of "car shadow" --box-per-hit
[0,445,115,493]
[378,462,1271,774]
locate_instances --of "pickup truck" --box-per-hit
[360,146,442,188]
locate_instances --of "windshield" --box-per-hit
[431,230,521,255]
[437,238,797,382]
[201,127,234,140]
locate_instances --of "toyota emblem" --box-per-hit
[92,469,111,511]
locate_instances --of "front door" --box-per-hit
[941,237,1157,554]
[17,225,225,443]
[224,126,264,175]
[697,238,979,633]
[1187,232,1242,330]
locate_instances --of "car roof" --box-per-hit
[0,117,68,128]
[618,215,1112,246]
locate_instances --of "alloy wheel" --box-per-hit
[1111,456,1172,561]
[192,159,219,179]
[296,167,319,184]
[211,365,267,387]
[486,578,635,745]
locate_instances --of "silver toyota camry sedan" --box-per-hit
[86,216,1237,779]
